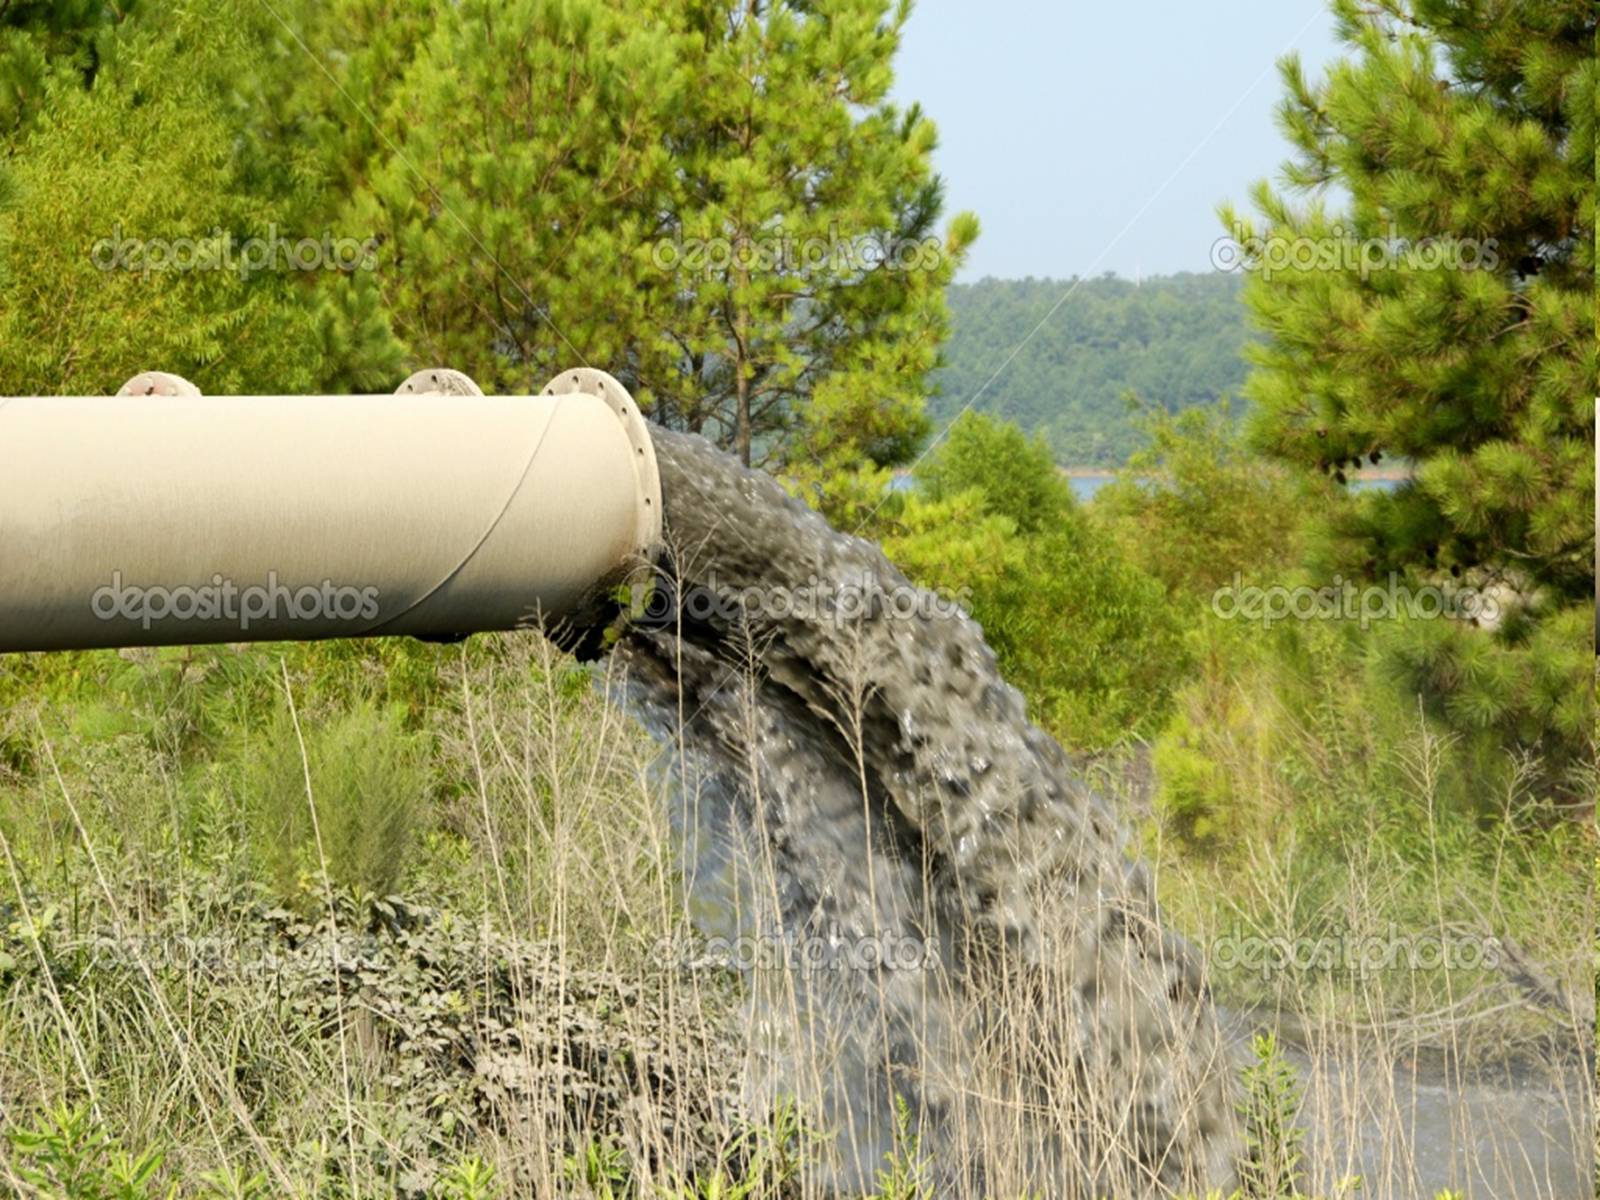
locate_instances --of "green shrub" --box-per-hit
[7,1103,170,1200]
[1234,1034,1306,1200]
[238,700,430,898]
[5,1103,514,1199]
[1150,711,1235,846]
[881,412,1189,749]
[1095,401,1303,603]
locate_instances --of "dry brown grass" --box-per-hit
[0,633,1590,1199]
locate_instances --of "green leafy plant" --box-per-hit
[1234,1034,1308,1200]
[563,1139,629,1199]
[1223,0,1595,798]
[883,411,1189,749]
[7,1104,170,1200]
[433,1156,500,1200]
[870,1095,932,1200]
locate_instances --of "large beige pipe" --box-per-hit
[0,367,662,653]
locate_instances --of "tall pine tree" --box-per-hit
[343,0,974,473]
[1224,0,1595,799]
[649,0,976,469]
[341,0,688,398]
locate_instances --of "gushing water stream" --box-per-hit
[612,428,1238,1196]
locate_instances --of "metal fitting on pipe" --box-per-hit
[0,368,663,653]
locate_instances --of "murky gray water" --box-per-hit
[613,428,1237,1195]
[1297,1051,1590,1200]
[1210,1002,1590,1199]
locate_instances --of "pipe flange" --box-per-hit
[540,367,663,557]
[118,372,201,398]
[395,368,484,396]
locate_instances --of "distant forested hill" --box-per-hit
[928,272,1255,466]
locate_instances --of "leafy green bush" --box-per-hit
[5,1102,509,1199]
[1095,401,1303,601]
[1150,711,1235,846]
[7,1103,174,1200]
[1234,1034,1306,1200]
[237,700,429,898]
[879,412,1189,749]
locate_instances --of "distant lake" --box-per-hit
[884,471,1118,500]
[1067,473,1117,502]
[891,470,1406,502]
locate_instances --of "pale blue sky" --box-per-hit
[890,1,1346,281]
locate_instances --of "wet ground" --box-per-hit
[1294,1049,1591,1199]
